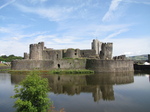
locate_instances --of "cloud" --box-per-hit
[102,0,123,22]
[34,35,56,42]
[0,0,16,10]
[125,0,150,5]
[104,28,129,41]
[14,3,74,21]
[110,37,150,56]
[28,0,47,4]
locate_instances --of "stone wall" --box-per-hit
[86,59,134,72]
[11,59,86,70]
[113,55,126,60]
[11,60,54,70]
[80,49,96,58]
[42,50,62,60]
[54,59,86,69]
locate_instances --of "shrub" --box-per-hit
[11,71,51,112]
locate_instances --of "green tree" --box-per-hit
[11,71,51,112]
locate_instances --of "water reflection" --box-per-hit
[11,72,134,102]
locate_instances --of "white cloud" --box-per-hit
[125,0,150,5]
[111,37,150,56]
[15,3,75,21]
[104,28,129,41]
[27,0,47,4]
[102,0,123,22]
[34,35,56,42]
[0,0,16,10]
[0,27,11,33]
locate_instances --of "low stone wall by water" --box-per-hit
[11,59,86,70]
[86,59,134,72]
[11,59,134,72]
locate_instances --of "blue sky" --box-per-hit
[0,0,150,56]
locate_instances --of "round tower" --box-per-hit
[100,43,113,60]
[29,42,44,60]
[65,49,80,58]
[24,52,29,59]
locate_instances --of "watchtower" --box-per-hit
[91,39,102,55]
[100,43,113,60]
[29,42,44,60]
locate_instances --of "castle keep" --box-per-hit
[11,39,134,72]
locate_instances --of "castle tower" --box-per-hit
[100,43,113,60]
[91,39,102,55]
[64,49,80,58]
[24,52,29,59]
[29,42,44,60]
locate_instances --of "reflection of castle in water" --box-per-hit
[11,72,134,102]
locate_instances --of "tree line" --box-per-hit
[0,55,23,62]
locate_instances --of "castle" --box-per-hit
[11,39,134,72]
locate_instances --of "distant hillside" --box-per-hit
[127,54,148,60]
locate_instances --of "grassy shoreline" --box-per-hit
[8,69,94,75]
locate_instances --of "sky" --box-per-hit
[0,0,150,57]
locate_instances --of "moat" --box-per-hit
[0,72,150,112]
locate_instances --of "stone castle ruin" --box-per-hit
[11,39,134,72]
[23,39,112,60]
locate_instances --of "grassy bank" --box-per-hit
[0,68,11,72]
[0,64,11,72]
[9,69,94,75]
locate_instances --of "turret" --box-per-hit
[100,43,113,60]
[64,48,80,58]
[91,39,102,55]
[24,52,29,59]
[29,42,44,60]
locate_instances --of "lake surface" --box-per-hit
[0,72,150,112]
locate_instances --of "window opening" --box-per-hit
[58,64,60,68]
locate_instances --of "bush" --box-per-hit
[11,71,51,112]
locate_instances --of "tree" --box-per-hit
[11,71,51,112]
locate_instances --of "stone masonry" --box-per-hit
[12,39,134,72]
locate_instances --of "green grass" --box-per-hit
[0,63,7,66]
[9,69,94,75]
[0,68,11,72]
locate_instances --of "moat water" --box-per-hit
[0,72,150,112]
